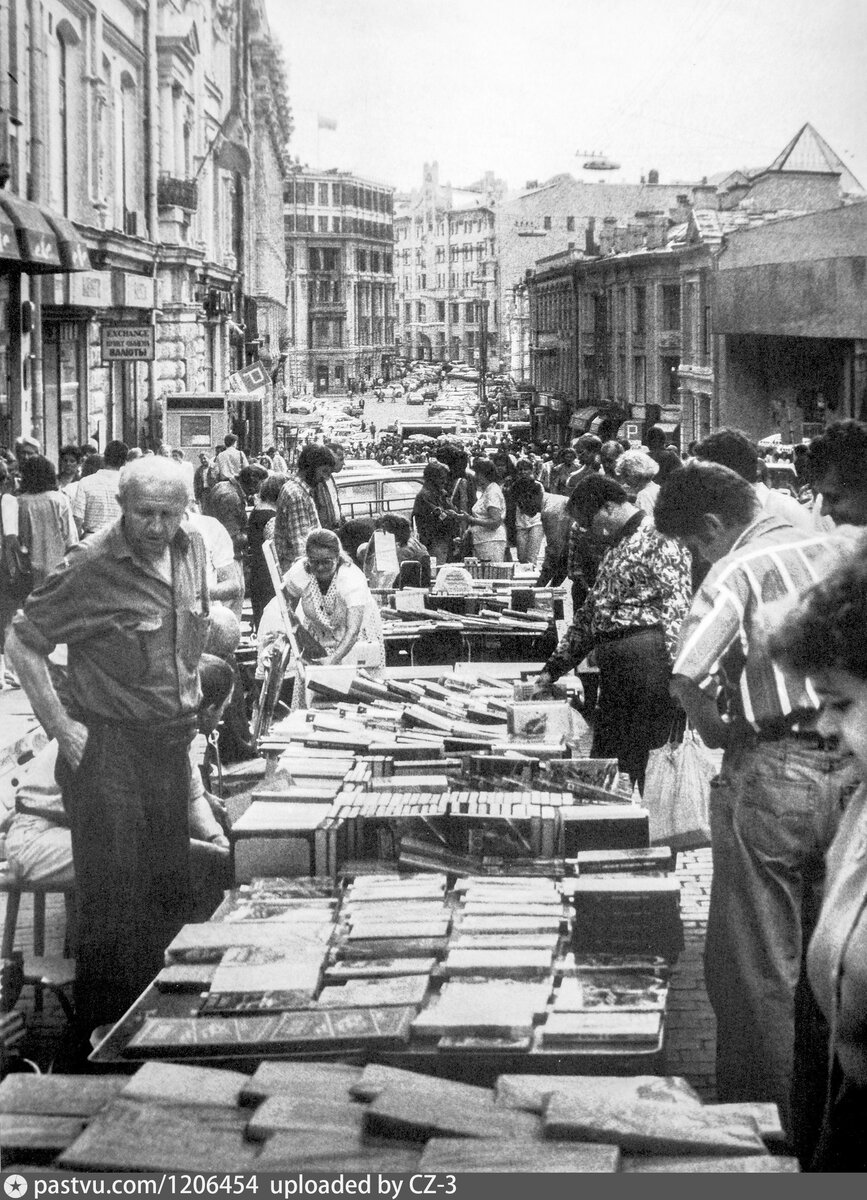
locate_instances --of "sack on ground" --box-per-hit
[642,726,716,850]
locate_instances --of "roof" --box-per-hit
[764,123,864,195]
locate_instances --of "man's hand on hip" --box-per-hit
[57,718,89,771]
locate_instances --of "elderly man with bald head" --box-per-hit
[6,456,211,1044]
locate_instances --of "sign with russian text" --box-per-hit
[100,324,155,361]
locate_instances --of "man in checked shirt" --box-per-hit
[655,461,859,1144]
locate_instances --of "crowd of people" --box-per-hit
[2,414,867,1168]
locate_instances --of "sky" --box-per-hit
[265,0,867,196]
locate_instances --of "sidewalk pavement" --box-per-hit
[0,685,717,1095]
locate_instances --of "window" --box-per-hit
[318,216,329,232]
[371,252,381,272]
[661,284,681,330]
[436,301,445,321]
[318,183,329,205]
[451,304,460,323]
[633,356,646,403]
[404,302,412,323]
[332,216,341,232]
[566,216,575,232]
[466,303,475,323]
[702,305,711,359]
[416,301,425,322]
[420,274,426,290]
[543,216,551,230]
[633,287,647,334]
[356,250,367,271]
[332,183,341,206]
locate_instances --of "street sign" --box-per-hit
[227,360,270,393]
[100,324,155,361]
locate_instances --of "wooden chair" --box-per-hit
[0,864,76,1020]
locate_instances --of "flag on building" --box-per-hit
[317,114,337,131]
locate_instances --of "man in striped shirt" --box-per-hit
[655,461,857,1140]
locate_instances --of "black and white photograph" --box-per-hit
[1,0,866,1183]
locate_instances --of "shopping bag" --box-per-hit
[642,725,716,851]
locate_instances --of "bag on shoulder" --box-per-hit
[0,496,33,602]
[642,723,717,851]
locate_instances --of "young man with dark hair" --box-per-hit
[807,419,867,527]
[694,427,813,530]
[656,459,858,1135]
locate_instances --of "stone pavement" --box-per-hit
[0,684,718,1093]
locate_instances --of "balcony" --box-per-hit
[157,176,198,211]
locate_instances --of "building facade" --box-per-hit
[0,0,291,463]
[526,125,865,448]
[393,162,505,368]
[283,168,395,395]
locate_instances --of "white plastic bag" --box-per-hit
[643,725,717,850]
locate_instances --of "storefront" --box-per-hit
[0,191,90,453]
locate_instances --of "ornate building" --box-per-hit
[393,162,504,367]
[283,167,395,395]
[0,0,291,461]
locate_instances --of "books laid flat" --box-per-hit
[246,1095,365,1140]
[437,1033,533,1053]
[343,919,451,940]
[257,1130,421,1174]
[350,1062,505,1104]
[539,1011,662,1047]
[363,1086,540,1142]
[441,947,555,978]
[204,946,322,1005]
[622,1154,799,1172]
[335,938,448,960]
[495,1073,702,1115]
[543,1094,767,1155]
[419,1137,621,1173]
[552,972,668,1011]
[155,964,217,991]
[411,979,551,1040]
[457,914,564,935]
[164,921,332,964]
[0,1074,127,1117]
[123,1007,416,1058]
[119,1062,249,1109]
[240,1062,362,1107]
[704,1103,787,1148]
[316,975,430,1009]
[0,1114,87,1157]
[323,957,437,981]
[449,933,561,951]
[58,1099,260,1172]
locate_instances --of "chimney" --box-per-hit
[599,215,617,255]
[648,168,659,185]
[626,221,645,251]
[585,216,598,255]
[692,183,719,210]
[645,214,668,249]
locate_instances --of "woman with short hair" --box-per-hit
[412,460,462,565]
[467,457,507,563]
[615,449,661,516]
[284,529,384,670]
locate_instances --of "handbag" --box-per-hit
[642,723,717,851]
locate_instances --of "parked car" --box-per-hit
[335,464,424,522]
[406,392,426,406]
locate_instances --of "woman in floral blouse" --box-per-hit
[534,474,692,789]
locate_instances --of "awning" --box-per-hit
[0,206,21,264]
[0,194,90,273]
[570,406,598,431]
[41,211,91,271]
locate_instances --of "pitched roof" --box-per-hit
[763,123,864,195]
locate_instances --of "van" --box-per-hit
[335,464,424,522]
